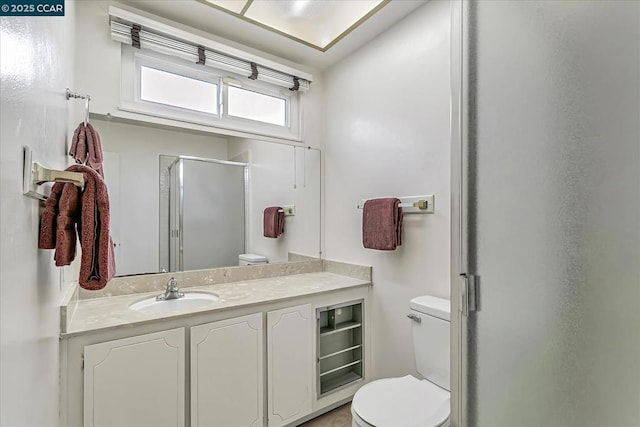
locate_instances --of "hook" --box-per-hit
[66,88,91,126]
[84,95,90,126]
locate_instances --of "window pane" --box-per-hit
[141,66,218,114]
[228,86,286,126]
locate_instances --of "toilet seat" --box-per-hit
[351,375,450,427]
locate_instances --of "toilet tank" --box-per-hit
[238,254,268,266]
[410,295,450,391]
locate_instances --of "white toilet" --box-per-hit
[351,295,450,427]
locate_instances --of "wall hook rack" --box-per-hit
[66,88,91,125]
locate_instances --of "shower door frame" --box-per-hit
[167,155,249,272]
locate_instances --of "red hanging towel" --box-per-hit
[362,198,403,250]
[69,122,104,177]
[263,206,285,238]
[39,165,116,290]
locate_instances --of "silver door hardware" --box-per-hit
[406,314,422,323]
[460,274,479,316]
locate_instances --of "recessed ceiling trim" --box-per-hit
[322,0,391,52]
[239,0,253,16]
[196,0,391,52]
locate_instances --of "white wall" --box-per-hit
[322,1,451,380]
[228,139,322,263]
[0,3,77,425]
[91,117,228,276]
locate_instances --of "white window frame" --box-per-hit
[120,46,301,140]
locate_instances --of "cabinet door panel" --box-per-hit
[267,304,313,427]
[83,328,185,427]
[191,313,263,427]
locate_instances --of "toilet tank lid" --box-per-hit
[239,254,268,262]
[410,295,450,321]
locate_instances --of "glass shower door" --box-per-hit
[451,1,640,426]
[180,158,246,270]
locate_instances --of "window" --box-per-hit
[227,86,286,126]
[120,47,301,140]
[140,66,218,115]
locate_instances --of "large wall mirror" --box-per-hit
[94,117,321,277]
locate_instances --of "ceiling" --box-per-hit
[203,0,388,51]
[118,0,428,70]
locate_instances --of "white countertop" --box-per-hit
[63,272,371,337]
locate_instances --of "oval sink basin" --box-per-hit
[129,292,220,315]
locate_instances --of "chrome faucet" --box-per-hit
[156,277,184,301]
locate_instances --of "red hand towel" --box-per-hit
[39,182,65,250]
[38,165,116,290]
[263,206,285,238]
[54,183,80,266]
[85,123,104,177]
[362,198,403,250]
[69,123,104,177]
[76,165,115,289]
[69,124,87,165]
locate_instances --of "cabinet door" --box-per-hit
[83,328,185,427]
[191,313,263,427]
[267,304,313,427]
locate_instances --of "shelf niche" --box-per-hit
[317,301,363,397]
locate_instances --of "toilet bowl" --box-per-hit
[351,295,450,427]
[351,376,449,427]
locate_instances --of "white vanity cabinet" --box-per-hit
[62,279,371,427]
[267,304,314,427]
[190,313,263,427]
[83,328,186,427]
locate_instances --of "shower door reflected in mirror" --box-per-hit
[161,156,247,272]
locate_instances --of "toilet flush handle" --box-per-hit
[406,313,422,323]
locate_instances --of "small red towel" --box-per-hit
[55,182,80,266]
[263,206,285,238]
[362,198,403,250]
[69,122,104,177]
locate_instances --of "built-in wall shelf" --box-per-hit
[320,321,362,336]
[320,371,362,395]
[319,344,362,361]
[320,360,362,377]
[317,300,364,397]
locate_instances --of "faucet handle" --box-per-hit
[167,277,178,291]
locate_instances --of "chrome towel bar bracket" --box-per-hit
[23,145,85,201]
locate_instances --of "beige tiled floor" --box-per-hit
[298,403,352,427]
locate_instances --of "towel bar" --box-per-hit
[23,145,85,201]
[357,195,435,214]
[33,162,85,188]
